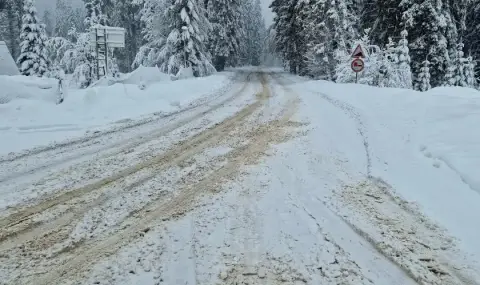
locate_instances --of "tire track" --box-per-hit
[275,73,476,285]
[275,74,373,176]
[0,73,256,230]
[11,72,299,285]
[0,72,249,185]
[335,178,480,285]
[0,73,269,253]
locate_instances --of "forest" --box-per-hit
[1,0,479,91]
[0,0,266,87]
[269,0,479,90]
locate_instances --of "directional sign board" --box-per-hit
[351,44,366,58]
[351,58,364,73]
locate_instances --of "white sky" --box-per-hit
[36,0,274,26]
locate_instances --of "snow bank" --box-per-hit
[0,72,232,154]
[0,75,57,104]
[172,67,194,81]
[120,65,171,86]
[292,79,480,262]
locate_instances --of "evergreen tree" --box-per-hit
[111,0,143,72]
[17,0,49,76]
[415,59,431,91]
[464,56,477,88]
[237,0,264,66]
[249,0,266,66]
[55,0,85,38]
[133,0,170,68]
[303,0,331,79]
[360,0,404,45]
[396,29,413,88]
[401,0,456,89]
[207,0,242,71]
[0,0,24,59]
[270,0,307,74]
[157,0,214,76]
[84,0,107,27]
[42,10,53,36]
[464,1,480,79]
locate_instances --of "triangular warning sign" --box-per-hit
[351,44,366,58]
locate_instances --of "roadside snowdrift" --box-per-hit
[290,78,480,266]
[0,72,232,155]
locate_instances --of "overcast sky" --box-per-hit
[35,0,274,26]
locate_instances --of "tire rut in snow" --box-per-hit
[0,73,258,243]
[0,83,263,250]
[332,178,480,285]
[274,74,373,177]
[2,72,297,285]
[0,72,249,185]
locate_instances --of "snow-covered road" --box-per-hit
[1,70,479,285]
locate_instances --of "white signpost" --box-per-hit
[90,25,125,79]
[351,44,366,83]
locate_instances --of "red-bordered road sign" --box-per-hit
[351,44,366,58]
[351,58,364,73]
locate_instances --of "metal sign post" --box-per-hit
[90,25,126,80]
[350,44,366,83]
[351,58,364,83]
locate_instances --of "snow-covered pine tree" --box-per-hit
[375,37,398,87]
[464,1,480,80]
[360,0,404,45]
[415,59,431,91]
[453,43,468,87]
[235,0,249,66]
[157,0,214,76]
[17,0,49,76]
[111,0,143,72]
[252,0,266,66]
[464,55,477,88]
[270,0,309,74]
[303,0,332,79]
[396,29,413,89]
[263,26,282,66]
[291,0,310,75]
[325,0,359,80]
[42,10,53,36]
[207,0,242,71]
[270,0,290,69]
[55,0,85,38]
[448,0,470,35]
[132,0,170,68]
[0,0,24,59]
[83,0,107,27]
[238,0,265,66]
[401,0,456,89]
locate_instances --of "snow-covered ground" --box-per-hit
[1,68,479,285]
[0,71,233,155]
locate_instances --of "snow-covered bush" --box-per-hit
[45,37,73,69]
[61,32,96,88]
